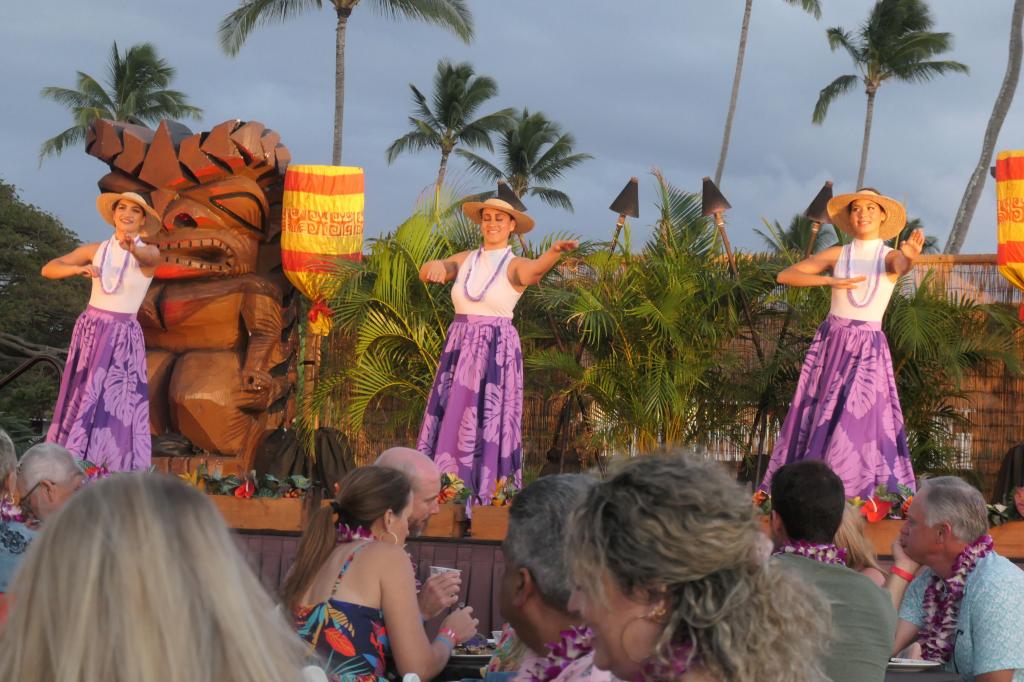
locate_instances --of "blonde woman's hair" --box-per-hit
[834,503,883,573]
[568,453,831,682]
[0,473,311,682]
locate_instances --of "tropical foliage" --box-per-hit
[39,42,202,162]
[457,109,592,212]
[386,60,515,195]
[219,0,473,164]
[812,0,967,187]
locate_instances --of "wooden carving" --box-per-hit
[85,118,298,473]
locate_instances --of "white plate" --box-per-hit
[888,658,942,672]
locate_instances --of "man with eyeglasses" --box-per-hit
[16,443,84,525]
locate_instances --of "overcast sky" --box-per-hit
[2,1,1021,254]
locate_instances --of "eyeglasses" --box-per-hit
[19,474,85,517]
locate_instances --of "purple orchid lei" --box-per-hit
[335,522,374,544]
[523,626,594,682]
[0,498,25,523]
[773,540,848,566]
[920,534,993,663]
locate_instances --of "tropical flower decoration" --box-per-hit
[79,460,111,482]
[490,477,520,507]
[437,472,472,505]
[177,463,310,499]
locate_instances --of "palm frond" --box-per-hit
[812,74,859,124]
[218,0,324,56]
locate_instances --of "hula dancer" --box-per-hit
[417,198,576,505]
[42,192,161,470]
[760,188,924,498]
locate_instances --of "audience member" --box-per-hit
[499,473,609,681]
[567,453,830,682]
[0,473,319,682]
[770,460,896,682]
[376,446,461,619]
[16,442,84,524]
[282,466,477,681]
[834,503,887,587]
[890,476,1024,680]
[0,429,33,616]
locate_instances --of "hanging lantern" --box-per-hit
[996,151,1024,320]
[281,165,365,335]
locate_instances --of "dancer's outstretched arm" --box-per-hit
[509,240,578,288]
[776,245,865,290]
[41,243,100,279]
[886,228,925,276]
[420,251,470,284]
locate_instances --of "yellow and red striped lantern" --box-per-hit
[281,165,364,335]
[996,151,1024,319]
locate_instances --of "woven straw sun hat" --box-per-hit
[827,188,906,241]
[96,192,161,236]
[461,198,535,234]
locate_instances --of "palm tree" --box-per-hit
[945,0,1023,253]
[219,0,473,165]
[39,42,202,163]
[714,0,821,187]
[812,0,968,188]
[457,109,592,211]
[385,60,515,197]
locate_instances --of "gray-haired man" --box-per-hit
[890,476,1024,681]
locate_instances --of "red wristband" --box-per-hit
[890,566,916,582]
[439,627,459,646]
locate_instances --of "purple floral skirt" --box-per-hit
[46,306,151,471]
[759,314,916,498]
[417,314,523,505]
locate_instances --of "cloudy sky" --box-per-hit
[2,1,1021,254]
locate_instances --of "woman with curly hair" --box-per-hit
[567,453,832,682]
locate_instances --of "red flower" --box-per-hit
[324,627,356,656]
[901,495,914,517]
[860,496,893,523]
[234,479,256,499]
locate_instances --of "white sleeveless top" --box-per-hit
[88,236,154,314]
[829,239,896,322]
[451,247,522,318]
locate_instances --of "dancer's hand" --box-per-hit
[423,260,448,283]
[119,235,139,252]
[900,229,925,260]
[549,240,578,254]
[78,265,100,278]
[828,275,866,290]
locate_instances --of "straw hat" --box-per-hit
[95,192,161,236]
[827,188,906,241]
[461,198,535,234]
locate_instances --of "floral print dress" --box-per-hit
[294,543,390,682]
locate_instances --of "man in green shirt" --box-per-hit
[769,461,897,682]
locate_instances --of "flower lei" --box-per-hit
[773,540,848,566]
[0,498,25,524]
[523,626,594,682]
[462,247,512,302]
[335,522,374,544]
[920,534,993,663]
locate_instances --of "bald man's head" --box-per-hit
[375,447,441,536]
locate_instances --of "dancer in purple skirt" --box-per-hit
[42,192,162,471]
[760,188,925,499]
[417,198,576,505]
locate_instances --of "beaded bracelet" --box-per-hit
[890,566,916,582]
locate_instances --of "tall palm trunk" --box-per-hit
[857,86,877,189]
[435,148,451,195]
[945,0,1024,253]
[333,6,351,165]
[715,0,754,187]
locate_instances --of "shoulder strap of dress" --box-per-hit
[332,541,371,594]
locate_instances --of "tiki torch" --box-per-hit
[802,181,833,257]
[608,177,640,253]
